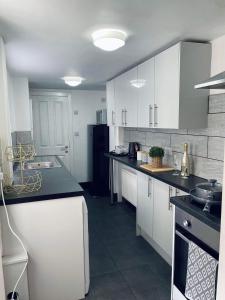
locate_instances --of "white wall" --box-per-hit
[8,76,31,132]
[71,90,106,182]
[210,34,225,95]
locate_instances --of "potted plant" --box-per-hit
[149,146,164,168]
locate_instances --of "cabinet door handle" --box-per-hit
[121,109,124,125]
[168,186,173,211]
[154,104,158,127]
[148,178,152,197]
[112,111,114,125]
[112,110,115,125]
[125,109,127,126]
[149,105,153,127]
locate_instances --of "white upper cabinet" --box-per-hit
[137,58,155,128]
[106,80,115,126]
[155,42,211,129]
[111,41,211,129]
[115,67,138,127]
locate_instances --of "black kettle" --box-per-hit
[128,142,140,158]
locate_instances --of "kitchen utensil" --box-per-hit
[140,164,174,173]
[128,142,140,158]
[190,179,222,212]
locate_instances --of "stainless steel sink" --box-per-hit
[23,156,62,170]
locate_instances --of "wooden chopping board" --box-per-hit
[140,164,174,173]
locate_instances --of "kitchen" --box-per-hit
[0,1,225,300]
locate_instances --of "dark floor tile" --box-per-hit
[90,272,132,298]
[121,264,164,287]
[130,284,171,300]
[90,253,117,277]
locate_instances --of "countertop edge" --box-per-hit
[105,153,207,194]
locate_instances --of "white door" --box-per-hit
[121,168,137,207]
[114,67,138,127]
[115,73,126,127]
[124,67,138,127]
[153,179,173,259]
[137,172,154,238]
[155,43,180,129]
[138,58,155,128]
[32,94,72,172]
[106,80,116,126]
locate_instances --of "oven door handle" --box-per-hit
[175,230,190,244]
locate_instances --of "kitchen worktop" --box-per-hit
[105,153,207,194]
[0,156,84,206]
[170,195,221,231]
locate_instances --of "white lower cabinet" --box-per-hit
[152,179,174,259]
[137,173,187,263]
[121,168,137,207]
[137,172,153,238]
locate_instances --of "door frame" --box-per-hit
[30,89,73,173]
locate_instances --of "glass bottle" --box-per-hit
[181,143,190,178]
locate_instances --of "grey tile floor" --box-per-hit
[84,192,171,300]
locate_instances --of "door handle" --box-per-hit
[154,104,158,127]
[149,105,153,127]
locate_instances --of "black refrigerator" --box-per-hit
[88,124,109,196]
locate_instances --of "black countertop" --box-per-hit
[170,195,221,232]
[0,156,84,206]
[105,153,207,193]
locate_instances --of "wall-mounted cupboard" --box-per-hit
[106,41,211,129]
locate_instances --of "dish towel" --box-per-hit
[185,241,218,300]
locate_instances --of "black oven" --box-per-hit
[173,207,220,298]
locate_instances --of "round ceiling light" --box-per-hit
[92,29,127,51]
[62,76,85,87]
[130,79,146,88]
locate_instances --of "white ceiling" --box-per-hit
[0,0,225,90]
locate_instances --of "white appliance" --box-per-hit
[0,196,90,300]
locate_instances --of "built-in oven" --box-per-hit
[173,207,220,300]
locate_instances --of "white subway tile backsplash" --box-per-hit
[209,93,225,113]
[146,132,170,147]
[171,134,208,157]
[123,93,225,181]
[129,131,146,145]
[208,113,225,137]
[192,156,223,183]
[208,137,225,161]
[124,130,130,143]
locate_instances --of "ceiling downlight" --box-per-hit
[92,29,127,51]
[62,76,85,87]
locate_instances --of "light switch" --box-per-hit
[74,132,79,137]
[74,110,79,115]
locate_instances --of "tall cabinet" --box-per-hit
[137,58,155,128]
[114,67,138,127]
[106,80,115,126]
